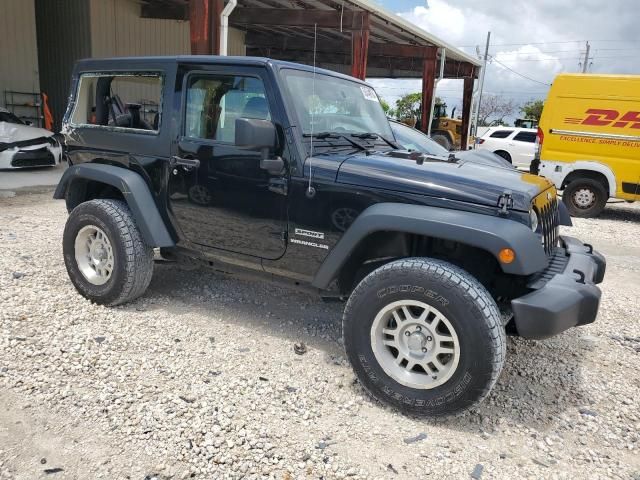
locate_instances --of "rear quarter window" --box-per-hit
[489,130,514,139]
[71,73,163,133]
[513,131,537,143]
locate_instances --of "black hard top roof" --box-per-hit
[74,55,366,85]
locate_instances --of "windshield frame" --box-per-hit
[280,67,393,153]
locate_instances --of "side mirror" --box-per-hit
[24,120,34,127]
[235,118,277,154]
[235,118,283,174]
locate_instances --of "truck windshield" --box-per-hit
[282,69,393,140]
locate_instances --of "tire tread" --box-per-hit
[343,257,506,417]
[66,199,153,306]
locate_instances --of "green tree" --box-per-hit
[392,93,445,121]
[380,98,392,116]
[520,99,544,122]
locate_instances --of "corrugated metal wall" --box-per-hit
[89,0,190,57]
[35,0,91,131]
[228,27,247,56]
[17,0,249,130]
[88,0,246,57]
[0,0,40,121]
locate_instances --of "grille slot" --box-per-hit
[538,194,560,256]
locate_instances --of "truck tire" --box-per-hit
[343,258,506,417]
[431,133,453,151]
[562,178,608,218]
[63,199,154,306]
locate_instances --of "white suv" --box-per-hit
[476,127,537,169]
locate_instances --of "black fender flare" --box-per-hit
[311,203,548,289]
[53,163,175,247]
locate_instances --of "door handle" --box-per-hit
[170,156,200,168]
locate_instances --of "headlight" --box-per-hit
[529,208,539,232]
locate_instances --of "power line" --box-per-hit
[457,40,586,48]
[458,39,640,49]
[490,57,552,86]
[493,47,640,56]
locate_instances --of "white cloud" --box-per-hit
[368,0,640,125]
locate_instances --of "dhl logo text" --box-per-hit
[564,109,640,129]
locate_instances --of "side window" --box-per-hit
[184,74,270,143]
[489,130,514,139]
[513,131,537,143]
[71,73,162,132]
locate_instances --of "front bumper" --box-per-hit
[511,235,606,339]
[0,144,62,169]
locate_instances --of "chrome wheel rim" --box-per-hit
[573,188,596,209]
[370,300,460,389]
[74,225,114,286]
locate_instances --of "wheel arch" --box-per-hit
[542,161,616,197]
[311,203,548,290]
[493,150,512,162]
[54,163,175,247]
[562,166,613,196]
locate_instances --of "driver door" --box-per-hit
[168,67,288,260]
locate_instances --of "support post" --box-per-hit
[189,0,223,55]
[460,76,474,150]
[420,47,438,132]
[350,13,369,80]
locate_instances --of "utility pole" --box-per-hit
[581,41,591,73]
[473,31,490,145]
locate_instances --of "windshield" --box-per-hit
[282,69,393,139]
[390,121,449,156]
[0,110,24,125]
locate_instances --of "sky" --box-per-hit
[367,0,640,124]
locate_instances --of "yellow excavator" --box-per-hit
[429,102,465,150]
[400,101,467,150]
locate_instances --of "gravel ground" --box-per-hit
[1,192,639,480]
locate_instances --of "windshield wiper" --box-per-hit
[351,132,401,149]
[303,132,370,153]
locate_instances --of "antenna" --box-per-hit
[306,23,318,199]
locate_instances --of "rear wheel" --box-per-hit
[431,133,453,151]
[562,178,608,218]
[343,258,506,417]
[493,150,512,163]
[63,199,154,306]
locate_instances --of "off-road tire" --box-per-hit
[494,150,512,163]
[431,133,453,151]
[63,199,154,306]
[562,178,608,218]
[343,258,506,418]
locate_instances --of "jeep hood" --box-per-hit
[336,152,552,211]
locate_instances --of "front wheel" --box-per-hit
[63,199,154,306]
[562,178,608,218]
[431,133,453,151]
[343,258,506,417]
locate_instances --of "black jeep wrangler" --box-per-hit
[54,56,606,417]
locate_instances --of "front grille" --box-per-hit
[11,149,55,167]
[538,193,560,255]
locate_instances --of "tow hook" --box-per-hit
[497,190,514,215]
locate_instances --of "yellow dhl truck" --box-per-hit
[531,74,640,217]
